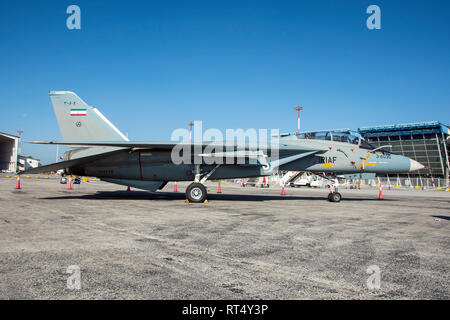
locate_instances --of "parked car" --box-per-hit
[60,176,81,184]
[241,178,258,187]
[241,177,269,188]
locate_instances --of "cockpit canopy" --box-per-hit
[281,130,376,150]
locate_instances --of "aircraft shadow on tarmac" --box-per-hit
[432,215,450,221]
[41,190,394,202]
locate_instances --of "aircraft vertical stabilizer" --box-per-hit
[49,91,129,142]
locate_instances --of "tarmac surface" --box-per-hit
[0,176,448,299]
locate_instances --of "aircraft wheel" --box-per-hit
[186,183,207,203]
[328,192,342,202]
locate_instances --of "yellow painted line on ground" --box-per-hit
[436,187,442,190]
[395,186,400,189]
[5,176,11,178]
[35,176,40,179]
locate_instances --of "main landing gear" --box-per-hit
[186,183,207,203]
[185,164,220,203]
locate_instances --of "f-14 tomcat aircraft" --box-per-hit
[22,91,424,203]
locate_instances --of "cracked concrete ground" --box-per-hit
[0,177,448,299]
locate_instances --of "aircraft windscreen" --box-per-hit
[359,139,375,150]
[296,131,360,145]
[332,132,360,145]
[296,132,331,140]
[356,137,392,154]
[295,130,392,153]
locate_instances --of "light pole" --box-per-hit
[17,130,23,155]
[294,106,303,134]
[188,121,194,142]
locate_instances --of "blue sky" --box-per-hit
[1,0,449,164]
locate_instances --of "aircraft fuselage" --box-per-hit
[66,138,413,182]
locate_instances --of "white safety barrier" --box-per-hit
[353,177,449,191]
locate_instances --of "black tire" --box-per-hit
[186,183,207,203]
[329,192,342,202]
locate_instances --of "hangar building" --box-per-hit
[358,121,450,179]
[0,131,20,173]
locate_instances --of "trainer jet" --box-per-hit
[21,91,424,202]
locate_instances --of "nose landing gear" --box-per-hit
[328,191,342,202]
[316,174,343,202]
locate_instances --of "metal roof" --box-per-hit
[279,128,354,137]
[0,131,21,139]
[358,121,449,135]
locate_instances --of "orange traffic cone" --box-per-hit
[68,176,72,190]
[174,182,177,192]
[378,185,383,200]
[217,180,222,193]
[15,175,21,189]
[127,186,131,191]
[281,185,285,195]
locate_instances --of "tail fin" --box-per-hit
[49,91,129,142]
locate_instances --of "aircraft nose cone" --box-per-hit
[409,159,424,172]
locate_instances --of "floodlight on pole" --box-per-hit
[294,106,303,134]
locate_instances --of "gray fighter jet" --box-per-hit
[22,91,424,202]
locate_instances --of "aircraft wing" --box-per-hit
[25,141,327,175]
[18,149,125,175]
[29,140,327,152]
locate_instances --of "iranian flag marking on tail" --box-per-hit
[70,108,87,116]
